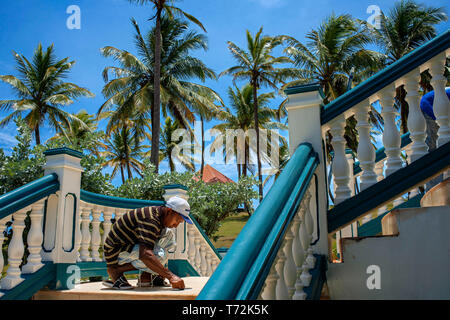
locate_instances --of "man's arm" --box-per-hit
[138,243,185,289]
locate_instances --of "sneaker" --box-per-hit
[112,276,134,290]
[102,280,114,288]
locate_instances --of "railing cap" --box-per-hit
[43,147,84,159]
[284,82,325,98]
[163,184,189,191]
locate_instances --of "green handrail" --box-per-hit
[80,189,165,209]
[197,143,319,300]
[0,174,59,219]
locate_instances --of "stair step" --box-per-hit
[420,177,449,207]
[32,277,209,300]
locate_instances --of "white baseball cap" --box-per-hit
[165,196,192,224]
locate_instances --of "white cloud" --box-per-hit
[0,132,16,145]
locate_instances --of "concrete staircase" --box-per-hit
[32,277,209,300]
[326,179,450,300]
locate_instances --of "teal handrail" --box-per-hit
[0,174,59,219]
[80,189,165,208]
[321,29,450,125]
[197,143,319,300]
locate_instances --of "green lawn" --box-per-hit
[212,212,250,249]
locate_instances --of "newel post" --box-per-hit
[284,84,329,258]
[42,148,83,289]
[163,184,189,261]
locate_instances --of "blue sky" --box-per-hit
[0,0,449,190]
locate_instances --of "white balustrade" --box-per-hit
[101,208,114,261]
[330,115,352,204]
[292,203,307,300]
[90,206,102,262]
[199,243,207,276]
[283,227,296,299]
[80,206,92,262]
[22,200,45,274]
[1,207,28,290]
[0,217,10,294]
[274,243,289,300]
[187,224,197,267]
[260,263,278,300]
[355,102,377,190]
[194,234,202,272]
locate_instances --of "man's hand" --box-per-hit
[169,274,185,289]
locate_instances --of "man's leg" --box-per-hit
[107,263,137,283]
[104,243,137,282]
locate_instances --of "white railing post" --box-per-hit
[285,84,329,257]
[404,70,428,162]
[355,101,377,190]
[80,206,92,262]
[187,224,196,268]
[1,207,28,289]
[283,226,296,299]
[274,244,289,300]
[102,207,114,261]
[22,200,45,274]
[42,148,83,264]
[378,86,403,176]
[90,206,102,262]
[261,263,278,300]
[292,204,307,300]
[429,53,450,149]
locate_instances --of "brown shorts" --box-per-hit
[103,238,133,267]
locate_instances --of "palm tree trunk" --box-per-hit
[122,125,133,180]
[35,126,41,145]
[151,8,163,173]
[120,165,125,184]
[237,163,241,179]
[200,115,205,180]
[396,86,409,134]
[253,83,263,201]
[243,140,248,177]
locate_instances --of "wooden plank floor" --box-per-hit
[33,277,209,300]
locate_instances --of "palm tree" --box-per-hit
[100,16,216,173]
[0,43,94,145]
[102,127,148,183]
[220,28,297,200]
[210,84,287,179]
[127,0,206,172]
[158,116,195,172]
[284,14,385,156]
[367,0,448,133]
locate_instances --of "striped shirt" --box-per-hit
[105,206,164,250]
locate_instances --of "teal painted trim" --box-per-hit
[190,215,222,261]
[357,193,423,237]
[0,262,56,300]
[80,189,165,209]
[0,174,59,219]
[304,254,327,300]
[43,147,83,159]
[284,82,325,99]
[75,261,139,279]
[321,30,450,125]
[168,259,200,277]
[353,132,412,175]
[197,143,319,300]
[328,141,450,233]
[163,184,188,191]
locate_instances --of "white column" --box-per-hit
[379,85,403,176]
[200,242,207,276]
[22,200,45,274]
[80,206,92,262]
[429,53,450,148]
[194,234,202,273]
[90,206,102,262]
[330,115,352,204]
[355,101,377,190]
[375,160,388,216]
[0,217,10,294]
[205,252,213,276]
[101,208,114,261]
[260,263,278,300]
[275,239,289,300]
[1,208,28,289]
[291,206,306,300]
[304,191,316,269]
[404,70,428,162]
[187,224,196,267]
[283,226,296,299]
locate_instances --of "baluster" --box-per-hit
[283,225,296,299]
[90,206,102,262]
[0,218,10,292]
[355,102,377,190]
[101,208,114,261]
[291,207,306,299]
[200,243,207,276]
[379,85,403,176]
[205,252,212,276]
[275,239,289,300]
[22,200,45,274]
[429,53,450,148]
[187,224,196,267]
[194,234,202,273]
[1,207,28,289]
[80,206,92,261]
[374,160,388,216]
[260,262,278,300]
[75,202,83,262]
[404,70,428,162]
[330,115,352,204]
[304,191,316,269]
